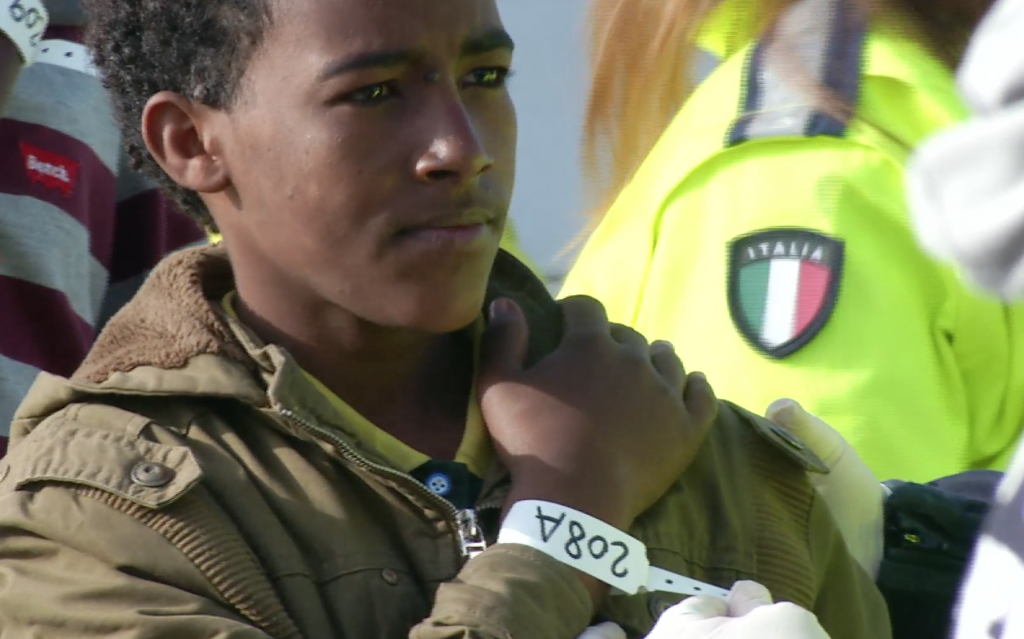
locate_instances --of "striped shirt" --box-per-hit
[0,20,205,455]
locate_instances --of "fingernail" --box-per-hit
[490,298,513,320]
[767,398,797,415]
[730,580,773,605]
[690,372,706,382]
[766,399,803,425]
[651,340,676,352]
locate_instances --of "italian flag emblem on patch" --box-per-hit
[728,229,844,359]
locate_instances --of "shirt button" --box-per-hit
[425,472,452,496]
[381,568,400,586]
[131,461,175,488]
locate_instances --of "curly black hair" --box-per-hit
[83,0,273,231]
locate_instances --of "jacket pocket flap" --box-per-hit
[0,417,202,509]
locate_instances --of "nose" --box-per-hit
[415,99,494,185]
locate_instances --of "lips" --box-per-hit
[401,208,496,234]
[392,206,500,253]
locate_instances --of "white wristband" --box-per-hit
[36,40,96,76]
[0,0,48,65]
[497,500,729,600]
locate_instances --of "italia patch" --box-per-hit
[728,229,844,359]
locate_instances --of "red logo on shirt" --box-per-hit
[20,143,80,197]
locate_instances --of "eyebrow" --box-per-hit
[317,50,423,81]
[461,28,515,57]
[317,28,515,82]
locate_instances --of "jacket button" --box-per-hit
[380,569,400,586]
[131,462,175,488]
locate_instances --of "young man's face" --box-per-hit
[214,0,516,332]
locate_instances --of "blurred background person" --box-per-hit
[908,0,1024,633]
[560,0,1023,483]
[624,5,1024,631]
[0,0,205,456]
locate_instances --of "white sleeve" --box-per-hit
[952,441,1024,638]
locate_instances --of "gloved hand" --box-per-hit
[765,399,885,578]
[575,581,830,639]
[576,621,627,639]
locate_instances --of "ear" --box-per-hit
[141,91,230,195]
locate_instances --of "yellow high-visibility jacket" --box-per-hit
[562,0,1024,481]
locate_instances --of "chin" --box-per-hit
[382,246,497,333]
[405,292,486,334]
[380,269,489,333]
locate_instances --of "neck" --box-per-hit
[232,257,475,458]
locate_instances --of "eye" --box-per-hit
[342,82,399,105]
[462,67,513,89]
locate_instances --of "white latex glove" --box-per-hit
[575,581,830,639]
[576,621,627,639]
[653,581,830,638]
[765,399,885,578]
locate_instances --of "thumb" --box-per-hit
[727,580,774,617]
[479,298,530,385]
[765,399,846,469]
[658,595,729,624]
[767,401,886,580]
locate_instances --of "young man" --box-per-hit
[0,0,206,454]
[0,0,889,638]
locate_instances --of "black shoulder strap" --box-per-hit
[728,0,868,145]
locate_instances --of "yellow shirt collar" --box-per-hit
[221,291,492,477]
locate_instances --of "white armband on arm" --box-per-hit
[0,0,48,65]
[498,500,729,599]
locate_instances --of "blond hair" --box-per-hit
[583,0,993,218]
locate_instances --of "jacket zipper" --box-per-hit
[456,509,488,559]
[279,408,490,560]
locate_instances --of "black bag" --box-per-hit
[877,471,1001,639]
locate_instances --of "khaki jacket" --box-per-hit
[0,247,889,639]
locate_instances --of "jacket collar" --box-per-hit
[14,244,562,425]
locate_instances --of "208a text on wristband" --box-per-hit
[536,504,633,579]
[498,500,730,600]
